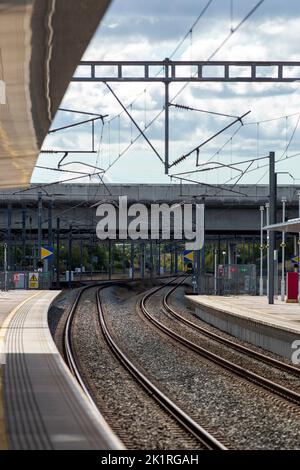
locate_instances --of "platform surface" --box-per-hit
[0,290,39,327]
[0,290,122,450]
[188,295,300,335]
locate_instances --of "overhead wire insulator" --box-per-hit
[171,154,189,167]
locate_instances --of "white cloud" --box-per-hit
[33,0,300,186]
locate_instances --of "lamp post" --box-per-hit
[3,242,7,292]
[298,191,300,304]
[214,247,218,294]
[265,202,270,297]
[259,205,264,296]
[281,197,287,301]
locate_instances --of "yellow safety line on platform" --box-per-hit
[0,291,44,450]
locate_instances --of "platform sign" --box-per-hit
[13,273,25,289]
[291,255,299,264]
[29,272,39,289]
[183,250,194,264]
[287,272,298,303]
[41,246,54,261]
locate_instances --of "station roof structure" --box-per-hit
[0,0,110,189]
[265,218,300,233]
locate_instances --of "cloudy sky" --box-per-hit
[32,0,300,187]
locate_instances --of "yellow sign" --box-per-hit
[184,250,194,263]
[41,246,54,260]
[29,272,39,289]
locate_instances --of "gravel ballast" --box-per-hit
[102,284,300,450]
[68,287,204,450]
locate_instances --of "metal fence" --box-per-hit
[198,264,257,296]
[0,271,51,290]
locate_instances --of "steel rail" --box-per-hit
[140,282,300,406]
[96,286,227,450]
[163,284,300,378]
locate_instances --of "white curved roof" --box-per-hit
[0,0,110,188]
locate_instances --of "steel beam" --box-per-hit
[73,60,300,83]
[56,218,60,289]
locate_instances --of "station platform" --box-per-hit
[0,290,123,450]
[187,295,300,360]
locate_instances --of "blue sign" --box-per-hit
[184,250,194,264]
[41,246,54,261]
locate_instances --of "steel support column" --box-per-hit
[37,192,42,266]
[22,207,26,268]
[68,225,72,289]
[268,152,276,304]
[7,203,12,270]
[130,242,134,279]
[164,58,170,174]
[56,218,60,289]
[108,240,112,280]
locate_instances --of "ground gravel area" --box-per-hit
[70,287,204,450]
[171,286,300,371]
[158,286,300,393]
[102,284,300,450]
[48,288,78,357]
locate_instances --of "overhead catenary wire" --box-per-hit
[170,111,251,168]
[100,0,265,178]
[105,0,214,126]
[41,0,267,188]
[206,0,265,61]
[105,82,164,165]
[175,107,300,186]
[170,102,240,119]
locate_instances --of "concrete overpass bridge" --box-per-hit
[0,183,299,234]
[0,183,299,274]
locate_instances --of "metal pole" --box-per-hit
[164,58,170,174]
[268,151,276,305]
[265,202,270,297]
[259,205,264,296]
[68,225,72,289]
[22,207,26,269]
[274,249,278,299]
[150,240,154,281]
[196,249,201,294]
[4,243,7,291]
[7,203,11,271]
[130,242,134,279]
[108,240,112,280]
[158,241,161,276]
[80,237,83,281]
[38,191,42,265]
[298,191,300,304]
[214,247,218,295]
[281,197,286,301]
[122,242,126,276]
[56,218,60,289]
[141,242,145,279]
[48,200,53,284]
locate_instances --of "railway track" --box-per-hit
[64,286,106,413]
[164,282,300,378]
[63,283,227,450]
[96,287,227,450]
[140,280,300,407]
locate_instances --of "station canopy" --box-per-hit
[265,218,300,233]
[0,0,110,189]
